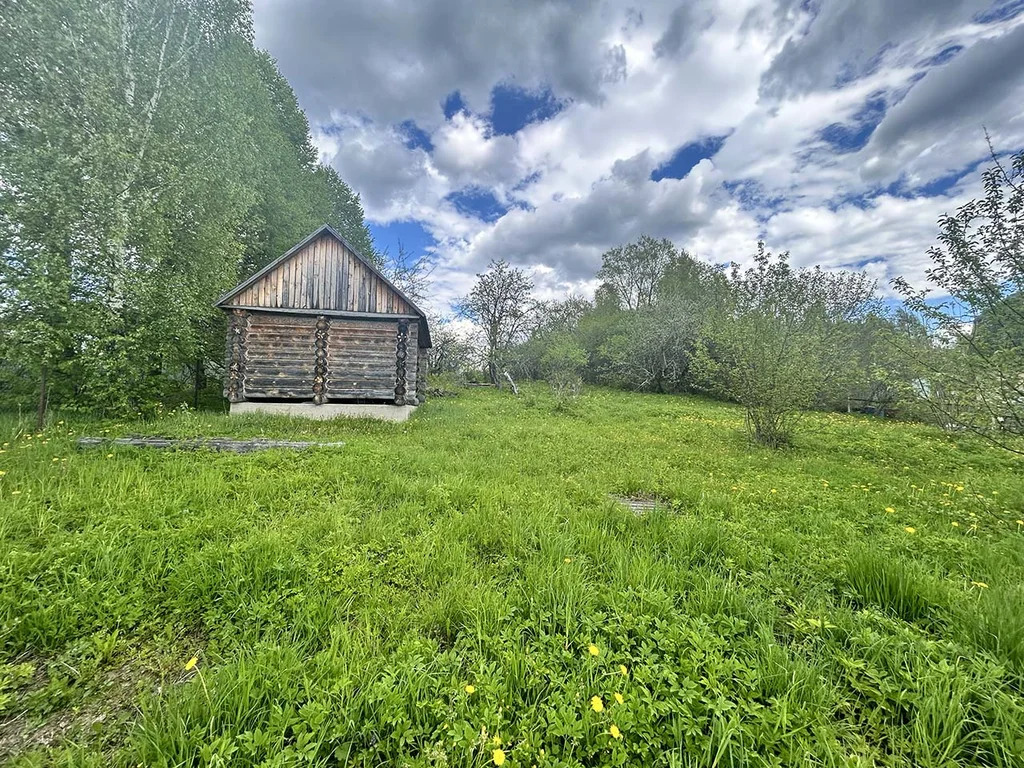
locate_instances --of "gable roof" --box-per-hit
[216,224,431,347]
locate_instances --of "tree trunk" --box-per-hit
[192,358,205,409]
[36,365,48,430]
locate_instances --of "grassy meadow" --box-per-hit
[1,386,1023,766]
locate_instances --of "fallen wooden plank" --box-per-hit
[76,437,345,453]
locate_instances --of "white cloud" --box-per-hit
[257,0,1024,312]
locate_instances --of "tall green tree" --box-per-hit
[0,0,378,420]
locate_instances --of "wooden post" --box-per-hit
[313,314,330,405]
[395,319,409,405]
[225,309,248,403]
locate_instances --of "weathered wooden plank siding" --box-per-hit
[229,234,414,316]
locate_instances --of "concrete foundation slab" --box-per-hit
[230,401,417,422]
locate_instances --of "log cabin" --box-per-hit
[215,225,431,419]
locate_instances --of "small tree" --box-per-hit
[694,243,875,447]
[893,147,1024,450]
[540,334,588,407]
[456,260,534,385]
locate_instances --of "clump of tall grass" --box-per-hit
[965,585,1024,670]
[844,547,948,624]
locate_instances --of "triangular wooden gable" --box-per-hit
[216,225,430,346]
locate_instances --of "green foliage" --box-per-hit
[693,243,876,447]
[540,334,587,406]
[894,149,1024,447]
[2,388,1024,764]
[0,0,376,421]
[457,260,535,385]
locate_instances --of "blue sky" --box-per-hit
[254,0,1024,312]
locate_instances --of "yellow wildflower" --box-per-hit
[613,692,624,705]
[952,522,960,527]
[587,644,600,657]
[770,488,777,494]
[106,454,114,458]
[51,457,60,463]
[11,490,21,495]
[465,684,476,694]
[971,581,989,589]
[0,470,6,476]
[904,526,916,534]
[563,557,572,563]
[184,655,198,671]
[609,724,622,740]
[619,664,628,676]
[492,749,506,766]
[884,507,895,513]
[493,736,502,746]
[590,695,604,713]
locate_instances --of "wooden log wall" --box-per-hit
[242,314,317,399]
[237,312,422,404]
[227,233,415,316]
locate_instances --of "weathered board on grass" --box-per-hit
[609,494,672,516]
[77,437,345,453]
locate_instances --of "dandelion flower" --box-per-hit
[904,526,916,534]
[1016,520,1024,527]
[563,557,572,563]
[106,454,114,459]
[590,695,604,713]
[971,581,989,589]
[184,655,198,671]
[493,736,502,746]
[464,684,476,694]
[51,457,60,463]
[619,664,628,676]
[952,522,960,527]
[884,507,895,514]
[587,644,600,657]
[613,692,624,705]
[492,749,506,766]
[770,488,777,494]
[609,724,622,740]
[0,470,6,476]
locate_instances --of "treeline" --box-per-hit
[0,0,377,419]
[449,151,1024,449]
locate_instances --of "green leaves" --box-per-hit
[0,0,377,419]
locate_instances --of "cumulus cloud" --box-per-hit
[256,0,1024,313]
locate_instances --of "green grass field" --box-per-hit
[1,386,1023,767]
